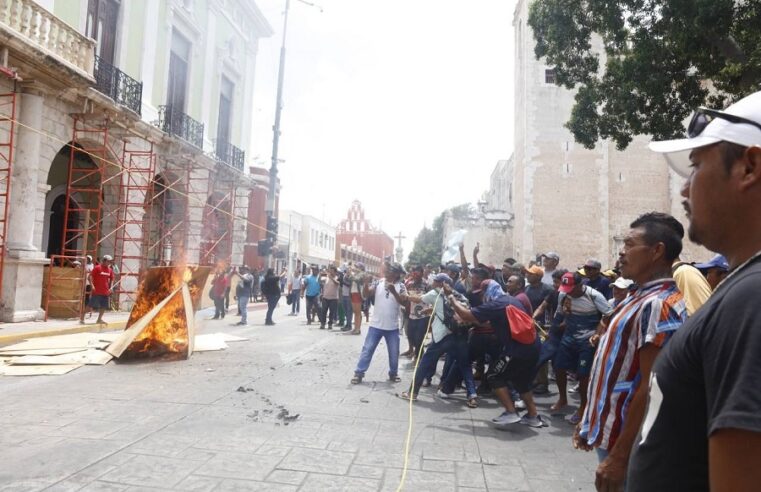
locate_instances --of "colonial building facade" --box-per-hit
[0,0,272,321]
[336,200,394,262]
[510,0,705,269]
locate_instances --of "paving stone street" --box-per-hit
[0,305,597,491]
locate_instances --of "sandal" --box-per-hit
[351,375,363,385]
[400,391,417,401]
[389,375,402,383]
[466,396,479,409]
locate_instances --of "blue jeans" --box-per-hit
[341,294,353,329]
[291,290,301,313]
[414,334,477,397]
[265,294,279,323]
[354,327,400,378]
[238,296,248,324]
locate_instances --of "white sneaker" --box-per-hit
[436,389,451,399]
[515,399,527,411]
[519,414,544,428]
[492,411,521,425]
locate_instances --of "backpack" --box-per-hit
[436,291,473,336]
[506,305,537,344]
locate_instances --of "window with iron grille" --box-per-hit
[544,68,557,85]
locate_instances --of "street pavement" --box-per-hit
[0,303,596,491]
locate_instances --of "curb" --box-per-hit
[0,320,128,347]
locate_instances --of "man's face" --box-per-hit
[447,269,458,281]
[412,270,422,281]
[585,266,600,280]
[506,275,520,295]
[612,286,628,302]
[472,272,486,287]
[619,227,656,282]
[543,257,558,270]
[683,144,737,249]
[552,277,562,291]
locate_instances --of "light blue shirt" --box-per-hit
[421,289,449,343]
[304,275,321,297]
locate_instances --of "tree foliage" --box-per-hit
[528,0,761,150]
[407,203,472,267]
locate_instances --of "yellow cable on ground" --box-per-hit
[397,290,441,492]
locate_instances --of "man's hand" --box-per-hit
[590,334,601,347]
[572,425,592,452]
[386,282,396,294]
[595,455,627,492]
[441,283,453,295]
[474,242,480,256]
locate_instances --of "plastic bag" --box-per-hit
[441,229,467,264]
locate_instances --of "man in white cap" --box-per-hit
[627,92,761,490]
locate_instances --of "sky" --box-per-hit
[249,0,517,260]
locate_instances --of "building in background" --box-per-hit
[441,158,514,267]
[510,0,705,269]
[277,210,335,273]
[0,0,272,321]
[336,200,393,262]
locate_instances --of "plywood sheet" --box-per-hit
[0,333,110,352]
[193,334,228,352]
[213,333,249,342]
[0,364,83,376]
[7,349,112,366]
[0,348,88,356]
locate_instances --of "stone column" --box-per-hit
[1,91,49,322]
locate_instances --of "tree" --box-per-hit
[528,0,761,150]
[407,204,473,267]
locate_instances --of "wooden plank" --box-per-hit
[105,286,182,358]
[0,348,89,356]
[193,334,228,352]
[0,364,83,376]
[182,283,195,357]
[0,333,111,352]
[6,349,112,366]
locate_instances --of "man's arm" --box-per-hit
[447,292,478,324]
[362,277,375,299]
[709,429,761,491]
[386,282,408,304]
[472,242,480,270]
[459,244,470,279]
[595,344,659,491]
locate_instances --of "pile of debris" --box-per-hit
[0,265,248,376]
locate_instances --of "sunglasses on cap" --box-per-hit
[688,107,761,138]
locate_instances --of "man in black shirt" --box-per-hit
[627,91,761,491]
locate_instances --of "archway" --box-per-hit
[46,194,80,259]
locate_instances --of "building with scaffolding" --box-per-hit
[0,0,273,322]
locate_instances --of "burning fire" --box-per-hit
[121,265,210,360]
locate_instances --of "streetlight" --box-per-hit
[265,0,321,267]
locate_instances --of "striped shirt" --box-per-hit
[580,278,686,451]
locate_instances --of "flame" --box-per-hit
[121,265,210,360]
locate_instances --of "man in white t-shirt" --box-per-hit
[350,262,408,384]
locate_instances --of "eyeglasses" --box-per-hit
[688,107,761,138]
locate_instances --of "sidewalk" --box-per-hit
[0,301,272,347]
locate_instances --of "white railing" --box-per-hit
[0,0,95,76]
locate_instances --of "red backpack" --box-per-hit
[506,305,536,344]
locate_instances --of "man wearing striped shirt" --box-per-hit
[573,212,687,491]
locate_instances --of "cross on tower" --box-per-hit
[394,231,406,248]
[394,232,406,263]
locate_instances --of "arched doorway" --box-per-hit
[46,194,80,259]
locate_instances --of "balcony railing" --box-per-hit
[214,139,245,171]
[0,0,95,76]
[157,105,204,149]
[94,55,143,115]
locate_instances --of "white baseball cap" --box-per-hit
[102,254,113,261]
[649,91,761,177]
[612,277,633,290]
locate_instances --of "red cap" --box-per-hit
[559,272,576,294]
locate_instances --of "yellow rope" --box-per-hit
[397,290,441,492]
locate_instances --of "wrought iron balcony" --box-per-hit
[214,140,245,171]
[94,55,143,115]
[157,105,204,149]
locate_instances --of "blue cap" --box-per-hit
[694,254,729,272]
[433,273,453,286]
[445,263,461,273]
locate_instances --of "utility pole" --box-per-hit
[266,0,291,268]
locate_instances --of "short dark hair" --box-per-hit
[509,274,526,289]
[551,268,568,280]
[721,141,748,173]
[504,258,517,265]
[471,267,489,280]
[630,212,684,262]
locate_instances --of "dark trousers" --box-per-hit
[443,332,501,392]
[305,295,320,323]
[224,287,231,311]
[213,296,225,319]
[320,298,338,326]
[407,317,429,357]
[413,334,476,396]
[265,294,279,323]
[341,294,353,329]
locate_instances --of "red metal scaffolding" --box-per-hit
[200,176,236,267]
[0,92,15,299]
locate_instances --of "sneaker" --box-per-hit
[436,389,451,399]
[492,411,521,425]
[319,325,325,330]
[569,383,580,394]
[520,414,544,428]
[515,399,527,411]
[340,326,352,332]
[566,413,582,425]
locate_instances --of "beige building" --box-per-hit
[0,0,272,322]
[511,0,706,270]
